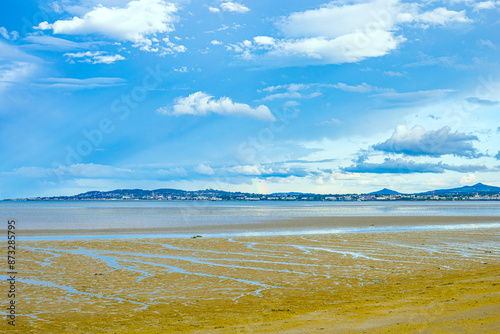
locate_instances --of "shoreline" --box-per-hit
[18,215,500,238]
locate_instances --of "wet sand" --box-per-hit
[3,223,500,333]
[19,215,500,236]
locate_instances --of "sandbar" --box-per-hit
[3,226,500,333]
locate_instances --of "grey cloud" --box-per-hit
[342,158,490,174]
[373,125,481,158]
[352,149,371,163]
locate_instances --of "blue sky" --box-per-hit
[1,0,500,198]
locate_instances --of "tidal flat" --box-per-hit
[3,225,500,333]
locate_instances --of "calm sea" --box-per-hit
[1,200,499,231]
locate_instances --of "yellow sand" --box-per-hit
[3,226,500,333]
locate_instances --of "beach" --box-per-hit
[3,215,500,333]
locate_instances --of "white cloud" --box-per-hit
[261,83,321,100]
[253,36,275,46]
[211,40,223,45]
[473,1,499,11]
[0,62,38,85]
[35,0,178,51]
[228,0,471,65]
[0,27,19,40]
[195,164,215,175]
[317,118,342,126]
[333,82,380,93]
[263,83,309,93]
[384,70,404,76]
[373,125,481,158]
[157,91,275,120]
[220,2,250,13]
[0,41,42,92]
[93,54,126,64]
[229,165,272,175]
[64,51,125,64]
[157,167,187,177]
[208,6,220,13]
[205,23,243,34]
[460,173,476,184]
[161,37,187,54]
[276,0,397,39]
[173,66,188,72]
[0,27,9,39]
[478,39,495,48]
[415,7,469,27]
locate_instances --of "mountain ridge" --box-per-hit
[417,182,500,195]
[366,188,401,196]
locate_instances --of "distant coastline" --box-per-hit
[5,183,500,202]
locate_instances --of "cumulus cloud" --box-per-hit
[229,165,271,175]
[343,158,490,174]
[495,151,500,160]
[415,7,469,27]
[161,37,187,54]
[92,54,126,64]
[460,173,477,184]
[227,165,306,178]
[220,2,250,13]
[472,1,499,11]
[64,51,125,64]
[227,0,470,65]
[195,163,215,175]
[35,0,180,52]
[157,91,275,120]
[374,125,481,158]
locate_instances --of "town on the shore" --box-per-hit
[7,183,500,201]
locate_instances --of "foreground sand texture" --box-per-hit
[5,228,500,333]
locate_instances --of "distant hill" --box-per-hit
[31,188,249,201]
[418,183,500,195]
[367,188,401,196]
[6,182,500,201]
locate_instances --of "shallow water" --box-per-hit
[2,200,500,231]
